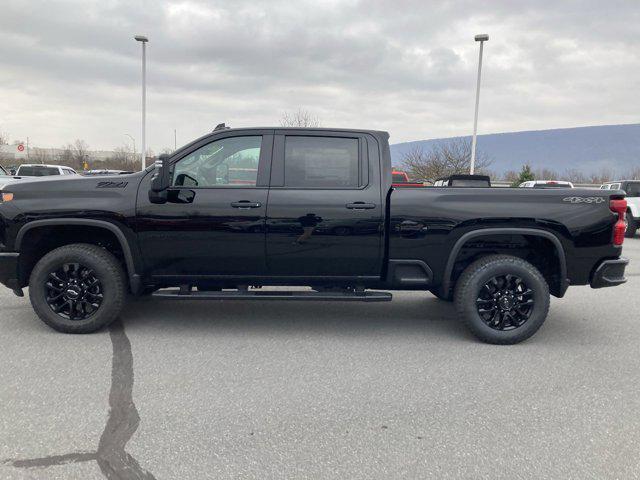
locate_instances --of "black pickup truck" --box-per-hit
[0,127,630,343]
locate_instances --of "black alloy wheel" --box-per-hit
[454,255,550,344]
[476,274,534,331]
[45,263,104,320]
[29,244,126,333]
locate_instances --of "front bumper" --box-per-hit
[590,257,628,289]
[0,252,20,291]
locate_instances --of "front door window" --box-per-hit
[173,136,262,187]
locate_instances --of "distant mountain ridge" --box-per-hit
[390,123,640,176]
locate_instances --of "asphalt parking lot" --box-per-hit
[1,238,640,480]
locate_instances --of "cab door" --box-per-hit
[265,131,384,278]
[136,131,273,278]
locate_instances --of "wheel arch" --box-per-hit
[15,219,141,293]
[441,228,568,298]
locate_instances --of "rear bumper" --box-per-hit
[0,252,20,291]
[590,257,628,289]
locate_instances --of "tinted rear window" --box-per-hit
[284,136,359,188]
[18,166,60,176]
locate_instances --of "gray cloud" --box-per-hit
[0,0,638,151]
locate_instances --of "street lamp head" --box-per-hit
[134,35,149,42]
[475,34,489,42]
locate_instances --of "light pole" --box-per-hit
[470,33,489,175]
[124,133,136,164]
[134,35,148,170]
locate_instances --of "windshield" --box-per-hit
[0,165,7,175]
[17,166,60,176]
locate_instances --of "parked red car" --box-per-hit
[392,170,423,187]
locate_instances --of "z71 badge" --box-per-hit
[563,196,605,204]
[96,181,128,189]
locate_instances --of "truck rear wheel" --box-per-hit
[454,255,550,344]
[29,244,126,333]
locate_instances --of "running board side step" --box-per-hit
[152,290,392,302]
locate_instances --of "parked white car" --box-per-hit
[519,180,574,189]
[601,180,640,237]
[15,164,78,177]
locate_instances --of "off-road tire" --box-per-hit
[29,244,127,333]
[454,255,550,345]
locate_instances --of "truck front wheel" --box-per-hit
[454,255,550,344]
[29,244,127,333]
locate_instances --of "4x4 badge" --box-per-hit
[563,196,605,204]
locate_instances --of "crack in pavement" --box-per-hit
[6,451,97,468]
[3,319,157,479]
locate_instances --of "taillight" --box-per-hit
[610,198,627,246]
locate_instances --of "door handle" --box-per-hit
[231,201,261,209]
[345,202,376,210]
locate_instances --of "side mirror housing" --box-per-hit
[148,154,172,204]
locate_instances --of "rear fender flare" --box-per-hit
[441,227,568,296]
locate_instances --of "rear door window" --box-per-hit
[284,136,360,188]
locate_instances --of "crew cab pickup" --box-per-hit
[0,127,629,344]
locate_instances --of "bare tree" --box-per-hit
[0,152,13,170]
[563,169,588,184]
[30,148,51,165]
[280,109,322,128]
[71,139,90,170]
[101,145,137,171]
[533,167,560,180]
[588,167,615,184]
[58,144,75,166]
[401,138,492,184]
[624,166,640,180]
[502,170,520,184]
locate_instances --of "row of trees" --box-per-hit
[501,165,640,186]
[401,139,493,183]
[0,141,143,172]
[400,139,639,185]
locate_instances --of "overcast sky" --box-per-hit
[0,0,638,152]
